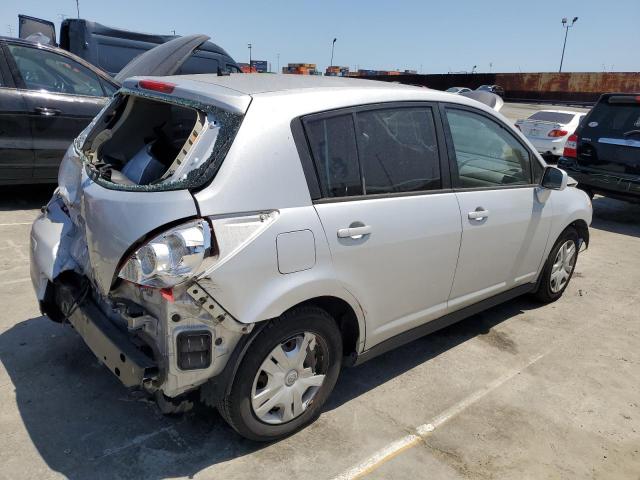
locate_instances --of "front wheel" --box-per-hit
[217,306,342,441]
[533,227,579,303]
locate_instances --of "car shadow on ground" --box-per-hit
[590,196,640,238]
[0,185,55,212]
[0,296,540,479]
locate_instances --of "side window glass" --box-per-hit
[446,108,532,188]
[100,79,118,97]
[177,53,220,75]
[305,114,363,198]
[8,44,103,97]
[356,107,441,193]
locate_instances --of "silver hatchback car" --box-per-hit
[30,75,592,441]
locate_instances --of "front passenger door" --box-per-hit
[443,106,551,310]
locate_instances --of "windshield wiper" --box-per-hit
[623,129,640,138]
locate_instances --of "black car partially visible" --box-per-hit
[558,93,640,203]
[0,37,116,184]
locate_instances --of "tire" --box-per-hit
[533,227,579,303]
[217,306,343,441]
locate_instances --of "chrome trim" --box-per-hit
[598,137,640,148]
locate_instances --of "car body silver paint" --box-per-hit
[29,75,592,396]
[78,169,198,294]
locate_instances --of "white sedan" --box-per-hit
[445,86,472,94]
[515,110,586,160]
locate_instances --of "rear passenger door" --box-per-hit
[302,103,462,349]
[442,105,551,310]
[0,42,34,183]
[5,43,108,181]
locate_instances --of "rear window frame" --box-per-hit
[79,88,244,193]
[293,101,452,203]
[578,95,640,138]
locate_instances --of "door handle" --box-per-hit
[468,208,490,220]
[337,225,372,239]
[34,107,61,116]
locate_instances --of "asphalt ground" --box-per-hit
[1,104,638,480]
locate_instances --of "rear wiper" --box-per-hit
[623,130,640,138]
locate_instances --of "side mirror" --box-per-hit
[541,166,568,191]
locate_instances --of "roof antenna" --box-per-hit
[217,66,230,76]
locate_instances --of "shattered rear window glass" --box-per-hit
[80,89,243,192]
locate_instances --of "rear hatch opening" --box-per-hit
[79,90,243,191]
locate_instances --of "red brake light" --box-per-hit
[138,79,176,94]
[548,129,569,137]
[563,134,578,158]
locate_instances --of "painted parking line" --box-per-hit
[332,351,547,480]
[0,222,33,227]
[1,278,31,286]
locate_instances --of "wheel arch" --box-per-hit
[286,296,362,362]
[570,218,590,248]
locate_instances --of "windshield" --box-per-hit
[477,85,491,91]
[528,111,575,124]
[446,87,459,92]
[79,91,243,192]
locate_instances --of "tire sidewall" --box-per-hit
[229,309,342,441]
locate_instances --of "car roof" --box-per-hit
[122,73,511,122]
[154,73,423,95]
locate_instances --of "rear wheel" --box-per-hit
[534,227,579,303]
[217,306,342,441]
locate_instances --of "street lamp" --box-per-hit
[559,16,578,73]
[330,38,337,68]
[248,43,252,73]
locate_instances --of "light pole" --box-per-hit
[330,38,337,67]
[248,43,252,72]
[75,0,80,18]
[277,53,280,73]
[559,16,578,73]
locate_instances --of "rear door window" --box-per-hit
[356,107,441,193]
[304,114,363,198]
[8,44,104,97]
[176,52,220,74]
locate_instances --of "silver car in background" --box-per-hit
[30,75,592,441]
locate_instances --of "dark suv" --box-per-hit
[558,93,640,203]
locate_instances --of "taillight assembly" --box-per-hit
[563,134,578,158]
[548,129,569,137]
[118,219,211,288]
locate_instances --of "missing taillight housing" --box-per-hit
[563,134,578,158]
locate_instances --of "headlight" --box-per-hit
[118,219,211,288]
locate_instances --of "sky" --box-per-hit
[1,0,638,74]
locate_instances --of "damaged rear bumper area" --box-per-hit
[29,197,252,400]
[66,292,157,388]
